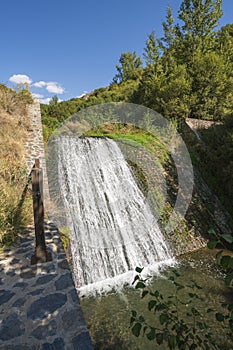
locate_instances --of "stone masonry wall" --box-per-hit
[24,101,49,205]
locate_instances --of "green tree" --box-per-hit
[49,95,59,105]
[132,63,165,113]
[113,51,143,83]
[160,5,177,50]
[143,30,159,66]
[159,5,179,72]
[189,51,233,120]
[178,0,223,60]
[215,24,233,67]
[160,63,192,118]
[133,60,191,119]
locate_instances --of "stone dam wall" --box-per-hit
[1,103,232,349]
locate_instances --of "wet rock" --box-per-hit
[55,273,73,290]
[72,332,93,350]
[0,290,15,305]
[31,320,57,339]
[27,293,67,320]
[0,313,25,340]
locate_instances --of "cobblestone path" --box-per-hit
[0,221,93,350]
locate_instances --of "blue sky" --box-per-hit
[1,0,232,103]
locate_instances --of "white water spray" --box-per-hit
[57,136,174,295]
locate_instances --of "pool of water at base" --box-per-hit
[80,249,233,350]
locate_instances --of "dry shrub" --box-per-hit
[0,86,33,246]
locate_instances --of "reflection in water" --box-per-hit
[81,249,232,350]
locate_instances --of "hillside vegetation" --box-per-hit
[41,0,233,218]
[0,84,33,246]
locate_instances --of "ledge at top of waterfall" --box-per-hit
[51,136,175,296]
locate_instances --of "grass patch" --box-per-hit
[84,123,170,164]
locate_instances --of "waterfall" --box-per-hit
[57,136,174,295]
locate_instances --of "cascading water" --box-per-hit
[57,136,174,295]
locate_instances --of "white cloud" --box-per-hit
[46,82,64,94]
[32,93,44,100]
[33,81,47,88]
[40,97,52,104]
[33,80,64,94]
[9,74,65,101]
[9,74,32,85]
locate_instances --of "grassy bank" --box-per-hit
[0,85,33,247]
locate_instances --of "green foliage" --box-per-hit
[160,5,177,51]
[207,228,233,287]
[143,30,159,66]
[177,0,223,60]
[113,51,143,83]
[131,229,233,349]
[131,267,232,349]
[134,62,192,119]
[59,226,70,250]
[189,51,233,120]
[84,123,170,165]
[41,81,139,141]
[129,0,233,122]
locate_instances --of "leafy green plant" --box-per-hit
[59,226,70,250]
[207,228,233,287]
[130,266,231,349]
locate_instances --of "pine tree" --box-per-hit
[159,5,177,52]
[159,5,180,72]
[190,51,233,120]
[143,30,159,66]
[216,24,233,67]
[113,52,142,83]
[178,0,223,59]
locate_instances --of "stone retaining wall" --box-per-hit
[24,101,49,205]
